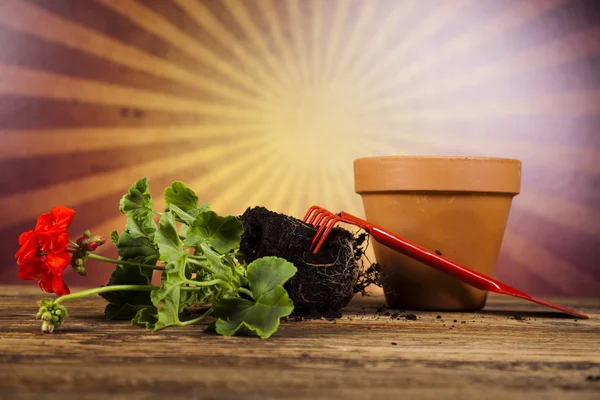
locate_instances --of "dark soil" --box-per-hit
[238,206,361,318]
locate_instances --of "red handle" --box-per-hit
[370,226,503,292]
[339,212,588,318]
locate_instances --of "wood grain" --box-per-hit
[1,0,600,297]
[0,285,598,400]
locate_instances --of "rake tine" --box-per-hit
[311,211,330,228]
[307,209,324,226]
[310,214,335,250]
[303,205,321,223]
[313,215,343,254]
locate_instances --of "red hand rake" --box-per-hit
[303,206,588,319]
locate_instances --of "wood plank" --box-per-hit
[0,285,598,399]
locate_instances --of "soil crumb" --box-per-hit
[513,313,524,321]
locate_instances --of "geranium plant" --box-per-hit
[16,178,297,339]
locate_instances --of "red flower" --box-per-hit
[35,206,75,249]
[15,206,75,297]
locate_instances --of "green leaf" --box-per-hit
[132,306,158,329]
[155,212,186,262]
[115,231,159,265]
[149,255,187,330]
[164,181,198,215]
[98,261,154,320]
[248,257,298,299]
[110,230,119,245]
[119,177,157,239]
[184,211,243,253]
[213,256,297,339]
[169,204,196,226]
[141,212,192,331]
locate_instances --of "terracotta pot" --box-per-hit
[354,156,521,311]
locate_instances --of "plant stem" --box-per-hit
[188,258,214,274]
[238,287,254,299]
[184,279,230,288]
[55,285,159,305]
[179,308,214,327]
[189,255,208,261]
[87,254,165,270]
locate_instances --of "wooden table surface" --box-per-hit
[0,285,598,400]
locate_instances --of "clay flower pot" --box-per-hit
[354,156,521,311]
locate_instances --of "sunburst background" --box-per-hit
[0,0,598,297]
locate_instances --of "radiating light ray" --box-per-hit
[259,156,296,214]
[258,0,303,86]
[328,165,356,216]
[385,90,600,121]
[0,124,269,160]
[87,213,127,257]
[0,64,273,121]
[301,164,320,212]
[354,0,474,94]
[347,121,424,157]
[310,0,324,85]
[97,0,279,101]
[443,0,568,55]
[173,0,289,99]
[265,155,302,215]
[295,164,316,218]
[319,0,349,85]
[502,230,598,294]
[365,129,600,173]
[362,0,568,99]
[327,1,377,85]
[209,148,286,215]
[89,141,281,257]
[56,140,280,257]
[182,140,282,209]
[515,191,600,237]
[333,0,416,86]
[330,161,362,217]
[218,0,297,89]
[0,134,270,229]
[241,151,294,210]
[0,0,267,110]
[286,0,311,85]
[365,25,600,111]
[282,164,310,218]
[318,164,343,214]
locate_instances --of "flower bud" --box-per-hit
[87,242,98,251]
[83,229,91,238]
[76,237,88,247]
[74,258,84,266]
[36,298,68,333]
[41,321,52,333]
[75,266,87,277]
[91,235,106,246]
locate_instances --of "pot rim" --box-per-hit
[354,155,521,194]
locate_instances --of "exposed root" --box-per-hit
[239,206,360,318]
